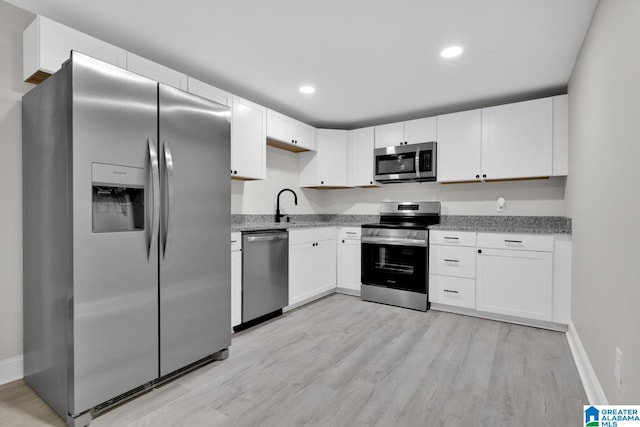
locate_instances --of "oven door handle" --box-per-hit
[361,237,428,247]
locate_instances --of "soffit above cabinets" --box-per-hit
[6,0,598,129]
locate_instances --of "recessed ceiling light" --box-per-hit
[440,46,463,58]
[299,86,315,94]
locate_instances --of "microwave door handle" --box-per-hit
[414,146,421,178]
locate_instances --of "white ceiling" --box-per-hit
[6,0,598,129]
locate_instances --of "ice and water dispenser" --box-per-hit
[92,163,145,233]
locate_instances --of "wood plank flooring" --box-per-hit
[0,294,587,426]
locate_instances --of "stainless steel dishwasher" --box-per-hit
[241,230,289,324]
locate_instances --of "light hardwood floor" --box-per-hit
[1,294,587,426]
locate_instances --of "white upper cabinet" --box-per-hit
[347,127,378,187]
[436,109,483,183]
[374,117,436,148]
[552,95,569,176]
[231,96,266,180]
[404,117,437,144]
[300,129,349,188]
[374,122,404,148]
[126,53,188,90]
[266,109,316,152]
[23,15,127,84]
[437,96,566,183]
[481,97,553,180]
[187,77,232,107]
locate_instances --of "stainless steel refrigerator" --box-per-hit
[22,52,231,426]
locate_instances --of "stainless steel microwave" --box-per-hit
[374,142,437,183]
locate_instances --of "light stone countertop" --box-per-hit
[231,214,572,234]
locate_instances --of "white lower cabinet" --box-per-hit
[231,232,242,328]
[476,245,553,322]
[430,230,568,329]
[337,227,361,293]
[288,228,337,306]
[429,231,477,309]
[429,275,476,309]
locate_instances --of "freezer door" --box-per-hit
[159,84,231,376]
[70,52,159,414]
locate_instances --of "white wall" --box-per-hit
[321,178,566,216]
[0,2,34,362]
[567,0,640,403]
[232,146,327,214]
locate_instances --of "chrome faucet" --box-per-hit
[275,188,298,223]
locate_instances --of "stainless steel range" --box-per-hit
[361,201,441,311]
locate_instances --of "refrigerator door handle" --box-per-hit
[162,140,175,259]
[147,137,160,261]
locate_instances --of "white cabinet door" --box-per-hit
[187,77,232,106]
[318,130,348,186]
[552,95,569,176]
[437,109,483,182]
[482,98,553,180]
[292,121,316,151]
[300,129,349,187]
[404,117,437,144]
[231,96,266,180]
[126,52,188,90]
[476,248,552,321]
[23,16,127,84]
[348,127,378,187]
[314,239,337,294]
[374,122,404,148]
[231,232,242,328]
[266,109,290,143]
[267,110,316,152]
[289,242,315,305]
[231,249,242,328]
[338,238,361,292]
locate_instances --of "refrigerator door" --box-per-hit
[158,84,231,376]
[70,53,159,413]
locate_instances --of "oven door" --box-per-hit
[361,241,428,293]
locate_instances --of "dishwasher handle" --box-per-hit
[246,234,288,242]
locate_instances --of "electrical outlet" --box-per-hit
[497,197,506,212]
[615,347,623,387]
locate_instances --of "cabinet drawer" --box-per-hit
[429,245,476,278]
[339,227,361,240]
[429,275,475,309]
[231,232,242,251]
[477,233,553,252]
[289,227,337,245]
[430,230,476,246]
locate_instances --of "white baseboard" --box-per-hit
[0,354,23,385]
[566,320,608,404]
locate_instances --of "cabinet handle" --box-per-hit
[443,236,459,240]
[370,181,373,184]
[475,174,480,179]
[443,259,459,263]
[443,289,459,294]
[505,240,523,243]
[482,174,487,178]
[477,249,482,254]
[321,181,324,184]
[234,170,238,175]
[231,240,237,243]
[346,232,357,235]
[342,240,345,243]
